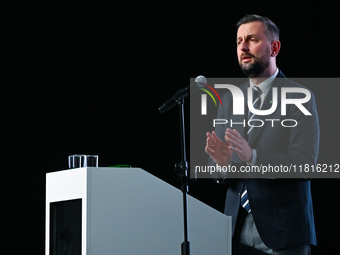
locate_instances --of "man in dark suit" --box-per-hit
[205,15,319,254]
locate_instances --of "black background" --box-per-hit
[3,1,339,253]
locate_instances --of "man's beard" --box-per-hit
[239,49,270,78]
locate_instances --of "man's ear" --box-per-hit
[271,40,281,57]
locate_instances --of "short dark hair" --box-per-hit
[236,14,280,41]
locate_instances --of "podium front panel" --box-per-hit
[46,167,231,255]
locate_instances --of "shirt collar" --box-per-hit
[249,68,279,96]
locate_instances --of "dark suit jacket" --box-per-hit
[209,71,319,250]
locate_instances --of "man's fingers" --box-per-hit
[206,132,216,146]
[226,129,244,144]
[205,143,217,157]
[229,146,241,154]
[206,132,217,155]
[226,128,242,139]
[207,131,217,144]
[206,138,215,151]
[205,144,212,154]
[225,132,241,147]
[226,128,241,137]
[226,135,242,147]
[212,131,221,143]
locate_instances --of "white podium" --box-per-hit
[46,167,231,255]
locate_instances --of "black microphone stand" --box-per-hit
[159,89,191,255]
[175,96,190,255]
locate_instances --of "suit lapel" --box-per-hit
[247,71,285,147]
[233,83,248,139]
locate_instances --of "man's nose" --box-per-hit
[239,41,249,52]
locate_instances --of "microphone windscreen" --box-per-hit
[195,75,207,87]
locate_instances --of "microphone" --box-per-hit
[158,75,207,113]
